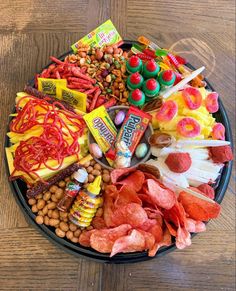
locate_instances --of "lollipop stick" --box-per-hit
[162,66,205,99]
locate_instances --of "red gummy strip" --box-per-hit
[205,92,219,113]
[136,53,153,61]
[182,87,202,110]
[212,123,225,140]
[177,117,201,137]
[156,100,178,121]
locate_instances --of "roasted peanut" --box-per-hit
[43,191,51,201]
[47,202,57,210]
[28,198,36,205]
[102,173,110,183]
[74,229,82,238]
[86,166,93,173]
[58,180,66,188]
[35,215,44,224]
[49,218,60,227]
[49,185,58,193]
[88,174,95,183]
[55,228,65,238]
[31,205,38,213]
[51,209,60,219]
[69,223,77,232]
[91,169,100,176]
[59,221,69,232]
[37,199,46,210]
[66,230,74,240]
[55,188,64,200]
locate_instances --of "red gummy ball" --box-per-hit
[209,145,233,163]
[165,152,192,173]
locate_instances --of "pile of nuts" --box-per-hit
[65,44,131,105]
[28,159,110,243]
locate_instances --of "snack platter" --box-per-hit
[5,21,233,263]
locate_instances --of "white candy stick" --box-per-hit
[162,66,205,99]
[175,139,230,148]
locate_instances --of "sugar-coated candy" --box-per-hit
[89,143,103,159]
[114,110,126,126]
[135,143,148,159]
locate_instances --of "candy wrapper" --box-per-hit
[114,141,132,169]
[38,78,67,95]
[71,19,123,53]
[116,106,152,155]
[56,85,87,112]
[83,106,117,166]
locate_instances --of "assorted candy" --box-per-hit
[5,21,234,259]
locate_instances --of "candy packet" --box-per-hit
[38,78,67,95]
[71,19,123,53]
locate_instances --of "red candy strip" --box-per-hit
[177,117,201,137]
[212,123,225,140]
[156,100,178,121]
[182,87,202,110]
[136,53,153,61]
[205,92,219,113]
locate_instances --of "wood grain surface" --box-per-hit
[0,1,235,290]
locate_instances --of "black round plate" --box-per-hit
[5,41,233,264]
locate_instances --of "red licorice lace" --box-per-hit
[10,96,85,182]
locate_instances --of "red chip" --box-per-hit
[138,230,156,250]
[186,218,206,233]
[114,170,145,192]
[91,216,107,230]
[148,223,163,243]
[78,229,95,247]
[112,203,148,228]
[175,226,191,249]
[197,184,215,199]
[205,92,219,113]
[90,224,132,253]
[182,87,202,110]
[178,189,221,221]
[148,228,172,257]
[146,179,176,209]
[110,229,146,257]
[114,185,142,208]
[111,168,135,183]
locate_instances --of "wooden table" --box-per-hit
[0,1,235,290]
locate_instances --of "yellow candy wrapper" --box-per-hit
[71,19,123,53]
[56,85,87,112]
[38,78,67,95]
[83,106,117,165]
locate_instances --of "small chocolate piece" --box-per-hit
[142,97,163,112]
[148,132,173,148]
[26,163,80,198]
[137,164,160,179]
[24,85,76,113]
